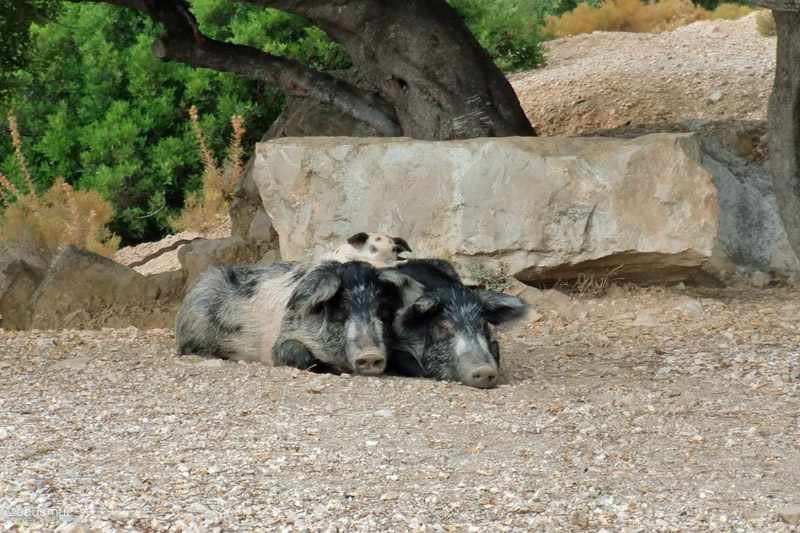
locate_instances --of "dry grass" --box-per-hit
[545,0,754,37]
[555,265,625,296]
[755,9,776,37]
[170,107,245,233]
[465,262,512,292]
[0,114,119,266]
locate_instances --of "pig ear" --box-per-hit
[377,269,425,306]
[288,263,342,314]
[396,295,441,330]
[392,237,412,253]
[480,291,529,325]
[347,232,370,250]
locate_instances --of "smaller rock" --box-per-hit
[258,248,281,264]
[708,91,723,103]
[179,236,262,285]
[189,502,211,514]
[504,280,544,303]
[677,298,703,316]
[36,337,56,347]
[777,506,800,525]
[749,270,771,288]
[247,209,278,246]
[528,310,544,322]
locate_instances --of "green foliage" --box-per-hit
[0,2,347,243]
[449,0,546,71]
[2,0,551,242]
[0,0,61,100]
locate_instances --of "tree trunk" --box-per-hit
[70,0,536,140]
[253,0,536,139]
[769,11,800,258]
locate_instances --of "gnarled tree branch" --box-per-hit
[241,0,536,138]
[67,0,402,136]
[151,35,401,136]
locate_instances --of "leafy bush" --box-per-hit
[544,0,753,37]
[449,0,546,71]
[0,2,345,244]
[2,0,552,245]
[0,114,119,265]
[170,106,245,233]
[0,0,60,101]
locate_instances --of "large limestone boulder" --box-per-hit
[229,69,377,250]
[253,134,718,283]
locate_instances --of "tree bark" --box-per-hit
[68,0,536,140]
[247,0,536,139]
[768,11,800,258]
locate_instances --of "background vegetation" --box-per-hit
[0,0,755,247]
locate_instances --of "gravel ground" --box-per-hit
[511,13,775,137]
[1,285,799,532]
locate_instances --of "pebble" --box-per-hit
[777,506,800,525]
[632,311,659,327]
[749,270,771,288]
[1,258,798,532]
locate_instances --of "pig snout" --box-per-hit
[347,325,387,375]
[462,365,498,389]
[353,348,387,375]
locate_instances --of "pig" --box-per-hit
[387,259,528,389]
[322,232,412,268]
[175,260,423,375]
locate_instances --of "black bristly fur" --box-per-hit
[388,259,528,387]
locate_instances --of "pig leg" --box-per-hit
[273,340,339,374]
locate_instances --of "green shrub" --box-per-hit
[450,0,546,71]
[0,1,346,244]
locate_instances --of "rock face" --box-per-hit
[253,134,718,283]
[0,260,45,330]
[702,138,800,273]
[229,69,377,253]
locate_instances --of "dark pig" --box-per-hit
[389,259,528,388]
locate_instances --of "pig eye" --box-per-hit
[369,245,378,253]
[434,320,455,338]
